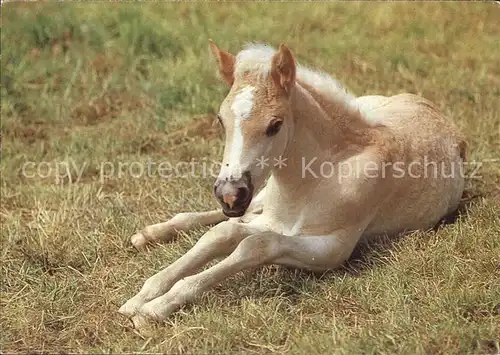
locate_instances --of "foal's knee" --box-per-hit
[231,233,283,264]
[198,222,250,255]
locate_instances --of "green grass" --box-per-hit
[1,2,499,354]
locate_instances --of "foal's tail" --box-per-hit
[458,138,467,162]
[457,136,472,202]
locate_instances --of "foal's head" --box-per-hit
[209,41,297,217]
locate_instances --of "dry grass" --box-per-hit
[1,2,499,354]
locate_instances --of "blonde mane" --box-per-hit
[234,43,356,106]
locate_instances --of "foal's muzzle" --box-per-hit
[214,172,254,217]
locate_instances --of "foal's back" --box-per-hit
[356,93,466,237]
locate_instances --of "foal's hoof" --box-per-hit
[131,313,152,329]
[131,232,148,249]
[130,309,162,333]
[118,297,144,317]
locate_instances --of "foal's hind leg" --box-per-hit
[131,210,228,248]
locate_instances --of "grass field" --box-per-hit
[1,2,499,354]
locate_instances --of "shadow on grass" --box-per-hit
[432,191,481,231]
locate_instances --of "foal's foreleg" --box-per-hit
[119,221,263,317]
[131,210,228,248]
[131,183,268,248]
[130,231,359,327]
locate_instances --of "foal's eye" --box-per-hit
[266,118,283,137]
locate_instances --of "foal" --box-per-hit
[119,41,466,328]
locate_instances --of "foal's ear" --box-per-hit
[270,43,296,95]
[208,40,236,86]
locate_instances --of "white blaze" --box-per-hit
[231,86,255,120]
[227,86,255,179]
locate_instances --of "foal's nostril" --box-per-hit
[237,187,249,202]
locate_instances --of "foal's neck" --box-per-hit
[273,83,380,184]
[295,81,377,149]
